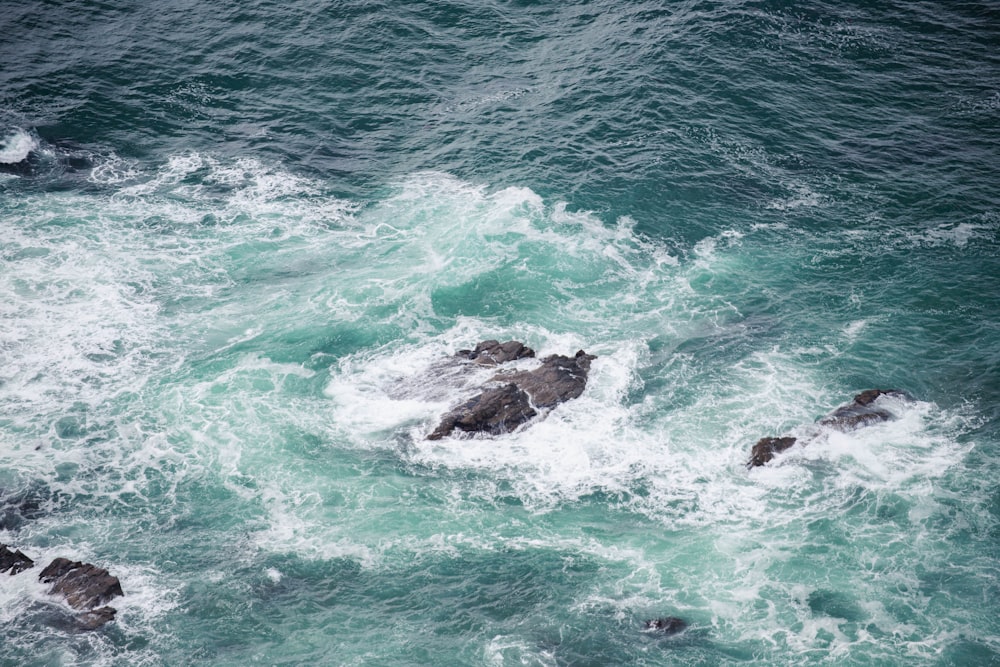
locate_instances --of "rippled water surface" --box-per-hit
[1,1,999,665]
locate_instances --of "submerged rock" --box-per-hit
[644,616,687,634]
[0,544,34,575]
[76,606,118,630]
[39,558,124,628]
[0,488,45,531]
[747,389,912,468]
[428,343,596,439]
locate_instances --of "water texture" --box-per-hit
[1,1,999,665]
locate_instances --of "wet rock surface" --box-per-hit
[748,389,913,468]
[75,606,118,630]
[0,488,45,531]
[456,339,535,366]
[428,342,596,439]
[39,558,124,611]
[0,547,123,630]
[748,436,799,468]
[494,350,596,409]
[818,389,911,432]
[428,383,537,440]
[0,544,34,575]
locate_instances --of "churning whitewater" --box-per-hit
[2,1,999,665]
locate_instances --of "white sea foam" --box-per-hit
[766,183,824,211]
[916,222,988,248]
[0,127,37,164]
[0,161,986,662]
[88,153,142,184]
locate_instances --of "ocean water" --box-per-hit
[1,1,999,664]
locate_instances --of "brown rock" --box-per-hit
[818,389,909,432]
[747,436,799,468]
[76,606,118,630]
[39,558,124,611]
[496,350,596,409]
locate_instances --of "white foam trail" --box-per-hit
[0,128,37,164]
[88,153,142,184]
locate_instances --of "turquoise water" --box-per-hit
[2,2,999,665]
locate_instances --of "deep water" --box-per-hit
[2,1,999,665]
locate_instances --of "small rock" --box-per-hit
[748,389,913,467]
[818,389,910,432]
[644,616,687,634]
[747,436,798,468]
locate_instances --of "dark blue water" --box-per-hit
[2,1,999,664]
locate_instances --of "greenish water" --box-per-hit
[1,1,999,665]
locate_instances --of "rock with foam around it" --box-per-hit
[747,436,799,468]
[39,557,124,626]
[428,344,596,439]
[456,339,535,366]
[428,383,537,440]
[747,389,913,468]
[644,616,687,634]
[0,544,34,575]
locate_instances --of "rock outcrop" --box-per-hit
[39,558,124,612]
[428,343,596,440]
[0,544,34,575]
[496,350,595,409]
[747,389,912,468]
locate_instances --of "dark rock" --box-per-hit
[39,558,124,611]
[852,389,910,406]
[748,389,913,467]
[818,389,910,433]
[644,616,687,634]
[428,347,596,439]
[456,340,535,366]
[76,606,118,630]
[0,544,34,575]
[0,488,44,531]
[747,437,798,468]
[428,384,537,440]
[819,409,893,431]
[496,350,596,409]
